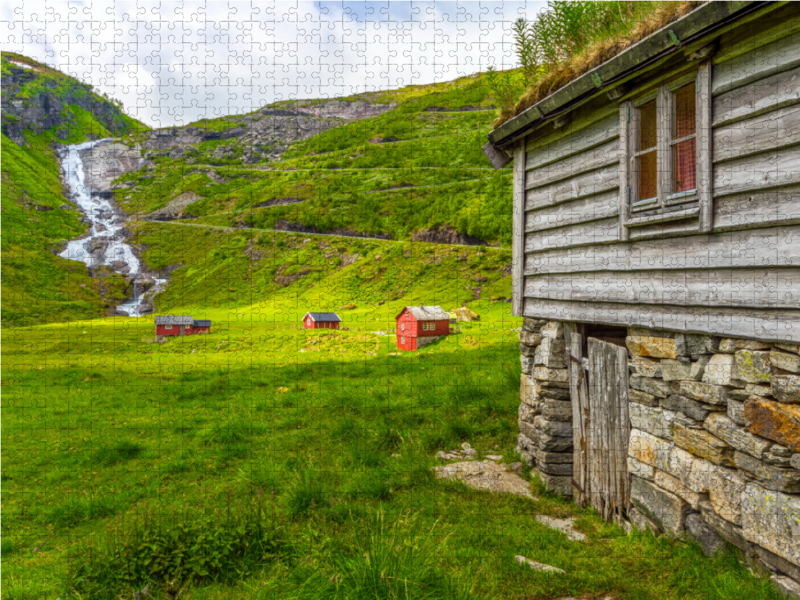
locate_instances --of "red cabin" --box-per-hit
[303,312,342,330]
[155,316,211,336]
[395,305,450,351]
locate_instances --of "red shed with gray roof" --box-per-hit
[396,305,450,351]
[303,312,342,330]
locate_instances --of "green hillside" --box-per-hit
[115,73,513,247]
[1,52,149,326]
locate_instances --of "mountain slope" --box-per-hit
[1,53,149,326]
[114,72,513,247]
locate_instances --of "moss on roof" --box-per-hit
[493,1,706,129]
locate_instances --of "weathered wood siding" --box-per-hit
[519,14,800,342]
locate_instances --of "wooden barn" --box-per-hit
[303,312,342,330]
[483,1,800,590]
[396,305,450,351]
[155,316,211,336]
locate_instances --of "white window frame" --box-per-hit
[165,324,172,330]
[401,322,405,331]
[619,62,712,238]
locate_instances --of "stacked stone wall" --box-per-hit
[516,320,800,596]
[516,318,573,496]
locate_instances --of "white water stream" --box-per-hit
[58,140,162,317]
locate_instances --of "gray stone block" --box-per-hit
[662,393,720,421]
[534,416,573,438]
[736,350,773,384]
[742,484,800,568]
[704,413,772,460]
[540,400,573,422]
[539,471,573,497]
[630,356,663,378]
[773,375,800,404]
[630,375,672,399]
[535,449,573,464]
[699,501,751,552]
[520,354,535,375]
[771,575,800,600]
[630,388,660,407]
[685,513,726,557]
[537,433,573,452]
[662,357,708,382]
[538,461,573,476]
[676,333,720,357]
[727,398,746,425]
[734,451,800,493]
[630,475,690,538]
[629,402,674,440]
[757,545,800,582]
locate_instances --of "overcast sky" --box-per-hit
[2,1,546,128]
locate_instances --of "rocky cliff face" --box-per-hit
[1,53,144,146]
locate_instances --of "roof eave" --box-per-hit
[486,0,768,154]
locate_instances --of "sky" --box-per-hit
[1,1,546,128]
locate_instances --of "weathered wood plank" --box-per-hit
[523,224,800,275]
[627,218,701,242]
[525,190,619,233]
[713,28,800,96]
[714,104,800,163]
[525,114,619,171]
[698,62,713,233]
[525,268,800,309]
[587,337,630,523]
[568,329,590,509]
[525,139,620,191]
[512,143,526,317]
[619,102,631,242]
[713,143,800,197]
[523,298,800,342]
[714,184,800,231]
[525,164,618,211]
[524,217,619,253]
[713,64,800,128]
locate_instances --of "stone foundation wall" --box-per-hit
[516,320,800,595]
[516,318,574,497]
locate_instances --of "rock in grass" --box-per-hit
[534,515,586,542]
[433,460,534,499]
[514,555,565,575]
[685,513,725,557]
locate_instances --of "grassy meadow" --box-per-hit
[3,229,785,600]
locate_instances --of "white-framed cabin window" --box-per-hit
[620,63,711,236]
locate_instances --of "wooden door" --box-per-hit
[567,331,630,524]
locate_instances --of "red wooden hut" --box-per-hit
[303,312,342,330]
[395,305,450,351]
[155,316,211,336]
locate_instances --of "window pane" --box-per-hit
[638,150,658,201]
[674,83,696,139]
[673,137,696,193]
[639,100,657,150]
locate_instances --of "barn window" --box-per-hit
[620,63,711,236]
[401,323,405,331]
[165,325,172,329]
[401,337,405,344]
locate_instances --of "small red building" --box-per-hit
[155,316,211,336]
[395,305,450,351]
[303,312,342,330]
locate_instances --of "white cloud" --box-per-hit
[1,0,545,127]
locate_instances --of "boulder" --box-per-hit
[734,451,800,493]
[736,350,772,384]
[627,336,677,359]
[679,381,730,405]
[662,357,709,382]
[673,422,735,466]
[685,512,726,557]
[630,475,690,537]
[745,398,800,452]
[630,356,663,378]
[662,393,721,422]
[773,375,800,404]
[627,506,660,534]
[630,388,660,407]
[629,403,675,440]
[703,413,772,460]
[630,375,672,399]
[742,483,800,568]
[771,351,800,374]
[514,555,565,574]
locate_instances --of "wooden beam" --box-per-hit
[697,61,713,232]
[512,141,527,317]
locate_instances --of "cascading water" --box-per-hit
[59,140,164,317]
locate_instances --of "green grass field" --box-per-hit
[2,229,784,600]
